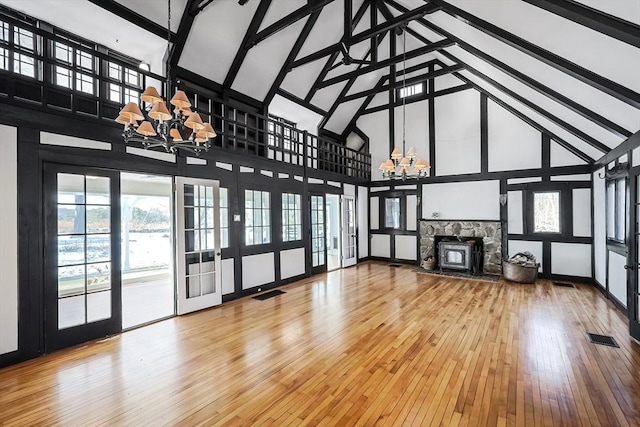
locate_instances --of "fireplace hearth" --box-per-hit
[438,239,483,273]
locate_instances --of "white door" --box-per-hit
[342,195,357,267]
[175,177,222,315]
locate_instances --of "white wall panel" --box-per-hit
[573,189,591,237]
[507,191,523,235]
[550,141,588,167]
[551,243,592,278]
[422,180,500,220]
[395,235,417,261]
[370,197,380,230]
[280,248,306,280]
[221,259,235,296]
[40,132,111,150]
[344,183,356,196]
[371,234,391,258]
[608,251,627,307]
[435,73,464,91]
[507,241,542,272]
[487,100,541,172]
[358,110,390,181]
[358,186,369,258]
[242,253,275,289]
[0,125,18,355]
[435,90,481,176]
[394,100,430,170]
[593,170,606,287]
[406,195,418,231]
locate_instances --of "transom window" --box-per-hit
[245,190,270,246]
[533,191,560,233]
[282,193,302,242]
[399,82,423,98]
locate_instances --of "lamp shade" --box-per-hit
[149,101,172,121]
[136,121,157,137]
[115,114,130,125]
[184,112,205,130]
[399,157,410,167]
[391,147,402,159]
[170,90,191,109]
[406,147,416,158]
[384,159,395,171]
[119,102,144,121]
[141,86,162,104]
[197,122,216,139]
[379,162,387,171]
[169,128,183,142]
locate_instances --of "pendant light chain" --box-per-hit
[167,0,171,98]
[402,27,407,154]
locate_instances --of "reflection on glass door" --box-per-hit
[44,165,121,353]
[311,195,326,274]
[326,194,342,271]
[121,173,174,329]
[175,177,221,315]
[342,195,357,267]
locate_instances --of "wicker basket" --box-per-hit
[502,260,539,283]
[422,259,436,270]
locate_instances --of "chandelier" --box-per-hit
[379,27,429,180]
[115,0,215,155]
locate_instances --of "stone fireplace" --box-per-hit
[419,220,503,274]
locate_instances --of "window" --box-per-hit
[533,191,560,233]
[399,82,423,98]
[282,193,302,242]
[14,52,35,78]
[108,62,121,80]
[220,187,229,249]
[607,178,626,243]
[124,88,139,104]
[245,190,270,245]
[54,42,73,64]
[385,197,400,229]
[268,115,296,150]
[108,83,121,103]
[76,71,94,94]
[0,47,7,70]
[0,20,8,42]
[55,65,72,88]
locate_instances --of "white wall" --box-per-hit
[0,125,18,355]
[608,251,627,307]
[357,110,390,182]
[593,169,606,287]
[435,90,481,176]
[370,196,380,230]
[222,259,235,296]
[507,191,523,234]
[242,253,275,289]
[280,248,306,280]
[406,195,418,231]
[488,100,541,171]
[371,234,391,258]
[573,189,591,237]
[551,243,592,278]
[395,235,417,261]
[422,180,500,220]
[358,186,369,258]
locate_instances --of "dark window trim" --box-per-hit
[606,176,627,247]
[531,190,562,235]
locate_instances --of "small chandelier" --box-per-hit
[379,26,429,180]
[115,0,215,155]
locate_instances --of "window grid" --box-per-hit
[399,82,424,98]
[282,193,302,242]
[0,47,7,70]
[76,71,94,94]
[14,52,35,78]
[220,188,229,249]
[0,20,8,43]
[55,65,72,89]
[245,190,270,246]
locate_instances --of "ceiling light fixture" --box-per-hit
[115,0,215,155]
[380,26,429,180]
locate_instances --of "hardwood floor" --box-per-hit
[1,261,640,426]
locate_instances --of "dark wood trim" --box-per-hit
[275,89,328,116]
[428,63,436,177]
[248,0,334,48]
[263,10,322,107]
[317,39,454,88]
[362,83,471,114]
[429,0,640,108]
[168,0,200,69]
[522,0,640,49]
[480,93,488,174]
[86,0,177,41]
[542,133,551,181]
[222,0,273,89]
[595,131,640,168]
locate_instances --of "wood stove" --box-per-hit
[438,240,475,272]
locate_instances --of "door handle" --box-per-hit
[624,265,632,270]
[216,252,221,256]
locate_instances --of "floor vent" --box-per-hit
[253,290,286,301]
[553,281,575,288]
[389,264,401,268]
[587,333,619,348]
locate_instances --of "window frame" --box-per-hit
[281,192,302,242]
[383,196,402,230]
[606,176,627,246]
[244,189,271,247]
[531,190,562,235]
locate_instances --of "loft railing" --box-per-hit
[0,8,371,181]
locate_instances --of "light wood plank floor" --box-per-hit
[1,262,640,426]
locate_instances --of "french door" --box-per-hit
[44,164,121,352]
[310,194,327,275]
[630,175,640,341]
[342,195,357,267]
[175,177,222,315]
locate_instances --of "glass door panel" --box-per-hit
[45,165,121,353]
[631,176,640,341]
[310,195,326,275]
[343,195,357,267]
[176,177,221,315]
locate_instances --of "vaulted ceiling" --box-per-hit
[3,0,639,163]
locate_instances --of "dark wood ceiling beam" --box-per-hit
[289,2,440,71]
[263,11,322,107]
[342,76,387,138]
[453,72,593,163]
[223,0,272,90]
[342,64,463,102]
[87,0,177,41]
[168,0,201,69]
[276,89,328,116]
[522,0,640,48]
[344,0,353,40]
[385,0,633,139]
[247,0,335,49]
[318,39,454,88]
[370,0,378,63]
[428,0,640,108]
[303,0,369,103]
